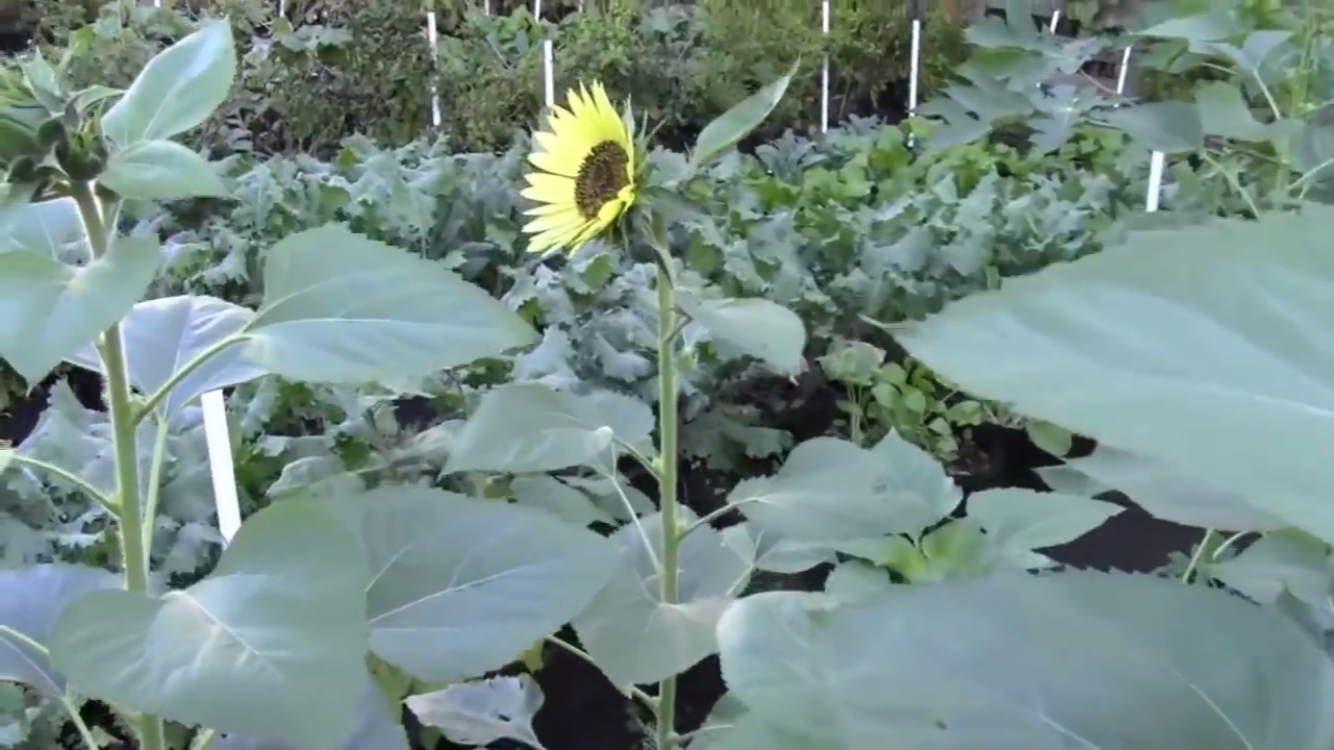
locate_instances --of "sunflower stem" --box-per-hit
[71,181,166,750]
[653,255,682,750]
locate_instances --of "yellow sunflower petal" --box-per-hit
[523,210,583,235]
[521,173,577,205]
[523,201,575,218]
[528,149,581,177]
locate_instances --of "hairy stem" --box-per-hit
[654,259,681,750]
[71,181,166,750]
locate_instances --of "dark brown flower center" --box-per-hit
[574,141,630,220]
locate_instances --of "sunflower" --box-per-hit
[521,82,637,254]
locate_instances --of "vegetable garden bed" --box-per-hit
[2,0,1333,749]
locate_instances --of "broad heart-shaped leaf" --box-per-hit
[48,500,370,750]
[691,693,817,750]
[100,139,227,201]
[65,295,265,416]
[1037,445,1288,531]
[101,20,236,146]
[0,235,160,382]
[444,383,653,475]
[239,224,536,384]
[0,564,119,695]
[1210,529,1333,607]
[320,486,617,683]
[210,672,409,750]
[728,433,960,542]
[0,198,86,262]
[966,487,1123,565]
[718,571,1334,750]
[691,61,798,168]
[572,509,749,687]
[406,674,547,750]
[680,294,807,376]
[894,208,1334,547]
[1104,101,1204,153]
[1195,81,1269,141]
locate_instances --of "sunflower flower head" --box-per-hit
[521,81,639,255]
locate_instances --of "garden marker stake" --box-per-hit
[907,0,922,148]
[820,0,831,133]
[536,0,554,111]
[201,390,242,546]
[1112,42,1165,213]
[1116,45,1133,96]
[543,41,555,110]
[427,7,442,128]
[1145,149,1165,212]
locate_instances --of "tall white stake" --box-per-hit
[543,39,555,108]
[427,11,442,128]
[1116,43,1165,213]
[278,0,286,18]
[820,0,831,133]
[201,391,241,546]
[907,0,922,148]
[1049,10,1060,32]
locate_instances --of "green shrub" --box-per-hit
[24,0,971,156]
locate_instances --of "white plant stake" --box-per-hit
[279,0,286,17]
[820,0,831,133]
[426,10,442,125]
[907,0,922,148]
[201,390,241,545]
[535,0,554,110]
[427,10,442,128]
[1049,10,1060,32]
[1112,43,1165,213]
[1115,46,1133,95]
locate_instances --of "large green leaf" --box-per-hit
[1037,446,1288,531]
[405,674,544,750]
[239,224,536,383]
[690,694,816,750]
[322,486,617,683]
[728,434,960,542]
[680,295,807,376]
[718,571,1334,749]
[572,510,749,686]
[894,208,1334,545]
[101,20,236,146]
[0,198,85,261]
[48,500,370,750]
[691,62,798,168]
[966,487,1122,568]
[0,235,160,382]
[0,564,119,696]
[1209,529,1333,607]
[65,295,265,416]
[210,672,410,750]
[99,140,228,201]
[444,383,653,475]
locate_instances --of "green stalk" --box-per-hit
[71,181,167,750]
[653,259,681,750]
